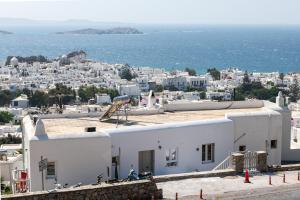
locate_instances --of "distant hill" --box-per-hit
[0,30,12,34]
[0,18,135,27]
[56,27,143,35]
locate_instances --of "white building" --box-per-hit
[21,93,295,192]
[162,76,187,91]
[11,94,29,109]
[206,91,232,101]
[186,76,208,89]
[96,93,111,105]
[0,149,23,188]
[117,84,140,96]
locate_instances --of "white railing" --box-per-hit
[213,155,232,171]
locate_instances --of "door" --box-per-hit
[139,150,154,174]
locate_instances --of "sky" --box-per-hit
[0,0,300,25]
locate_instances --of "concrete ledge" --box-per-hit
[153,169,236,183]
[271,164,300,172]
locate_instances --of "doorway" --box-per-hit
[138,150,154,174]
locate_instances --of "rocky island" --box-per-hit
[56,27,143,35]
[0,30,13,34]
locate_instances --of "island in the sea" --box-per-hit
[56,27,143,35]
[0,30,13,34]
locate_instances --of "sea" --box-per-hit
[0,25,300,73]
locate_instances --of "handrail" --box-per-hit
[213,155,232,171]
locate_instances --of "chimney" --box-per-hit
[276,91,284,107]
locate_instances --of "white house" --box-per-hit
[206,91,232,101]
[117,84,140,96]
[20,93,296,192]
[96,93,111,105]
[186,76,208,89]
[162,76,187,91]
[0,149,23,188]
[11,95,29,109]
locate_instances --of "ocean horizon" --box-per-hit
[1,25,300,73]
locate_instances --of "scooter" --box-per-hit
[127,169,152,181]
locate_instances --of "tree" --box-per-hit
[200,91,206,99]
[185,67,196,76]
[0,134,22,146]
[0,111,14,124]
[234,78,281,102]
[243,71,251,84]
[289,77,300,102]
[153,85,164,93]
[0,90,13,106]
[120,64,137,81]
[30,91,49,108]
[48,83,76,106]
[207,68,220,80]
[5,55,48,65]
[78,86,119,102]
[279,73,284,85]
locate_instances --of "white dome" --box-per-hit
[10,57,18,66]
[61,55,67,59]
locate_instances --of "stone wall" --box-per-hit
[154,169,235,183]
[3,180,162,200]
[231,153,244,173]
[256,151,267,172]
[230,151,268,173]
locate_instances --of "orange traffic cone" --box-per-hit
[244,168,250,183]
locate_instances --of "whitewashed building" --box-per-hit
[21,93,295,192]
[117,84,140,96]
[11,95,29,109]
[96,93,111,105]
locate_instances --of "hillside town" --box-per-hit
[0,51,300,199]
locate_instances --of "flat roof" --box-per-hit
[42,108,263,135]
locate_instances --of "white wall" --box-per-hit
[96,94,111,104]
[107,119,234,178]
[11,100,29,109]
[164,100,264,112]
[29,135,111,191]
[0,155,23,183]
[226,110,282,165]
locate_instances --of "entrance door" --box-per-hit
[138,150,154,174]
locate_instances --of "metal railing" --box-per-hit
[212,155,232,171]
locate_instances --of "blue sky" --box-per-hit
[0,0,299,24]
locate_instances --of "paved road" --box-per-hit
[158,171,300,200]
[179,183,300,199]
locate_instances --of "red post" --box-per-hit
[244,168,250,183]
[175,192,178,200]
[127,192,131,200]
[200,189,203,199]
[298,172,300,181]
[137,192,140,200]
[269,175,272,185]
[283,174,286,183]
[153,191,156,200]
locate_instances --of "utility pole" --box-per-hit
[39,156,47,191]
[41,156,44,191]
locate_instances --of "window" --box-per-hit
[239,145,246,152]
[202,143,215,163]
[46,162,56,178]
[85,127,96,132]
[271,140,277,149]
[166,148,178,167]
[14,101,18,106]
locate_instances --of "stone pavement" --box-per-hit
[157,170,300,199]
